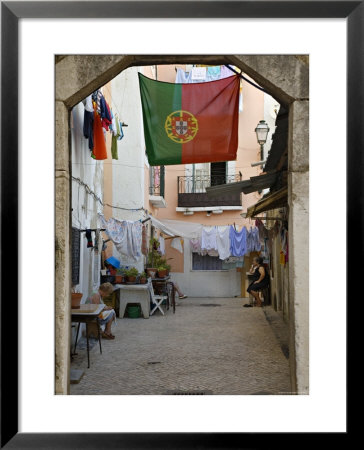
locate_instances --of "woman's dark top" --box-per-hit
[247,264,270,292]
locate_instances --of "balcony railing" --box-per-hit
[149,166,165,197]
[177,174,242,208]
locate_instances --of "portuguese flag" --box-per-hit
[138,73,240,166]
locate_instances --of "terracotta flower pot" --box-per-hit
[157,269,167,278]
[139,277,147,284]
[146,268,157,279]
[127,276,136,283]
[71,293,83,309]
[115,275,124,283]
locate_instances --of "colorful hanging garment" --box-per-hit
[92,106,108,160]
[229,225,247,257]
[138,73,240,166]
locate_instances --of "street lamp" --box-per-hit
[255,120,270,161]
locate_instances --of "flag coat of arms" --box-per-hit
[138,73,240,166]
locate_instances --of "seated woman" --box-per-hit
[246,257,270,307]
[86,282,116,339]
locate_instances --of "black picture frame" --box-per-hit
[1,1,355,447]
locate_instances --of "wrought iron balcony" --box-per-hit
[177,174,242,208]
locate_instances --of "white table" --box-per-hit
[113,284,150,319]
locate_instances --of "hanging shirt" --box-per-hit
[92,90,102,115]
[252,227,261,252]
[171,237,183,253]
[175,68,191,83]
[190,237,202,254]
[100,96,112,130]
[191,67,207,81]
[158,236,165,255]
[207,66,221,79]
[216,226,230,260]
[229,225,247,257]
[83,109,94,151]
[201,226,217,251]
[85,95,94,112]
[92,106,108,160]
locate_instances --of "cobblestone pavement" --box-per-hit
[70,297,291,395]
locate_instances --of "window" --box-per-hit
[192,253,223,271]
[71,227,80,285]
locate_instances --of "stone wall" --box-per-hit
[55,55,309,394]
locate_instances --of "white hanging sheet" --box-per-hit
[201,226,217,251]
[99,214,142,261]
[216,226,231,260]
[171,238,183,253]
[149,216,203,239]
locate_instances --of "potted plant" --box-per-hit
[115,268,125,284]
[157,265,167,278]
[71,289,83,309]
[139,272,147,284]
[165,263,171,275]
[146,242,161,278]
[125,267,139,283]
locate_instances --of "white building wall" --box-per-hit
[71,102,104,303]
[263,94,280,160]
[171,241,241,298]
[109,67,146,272]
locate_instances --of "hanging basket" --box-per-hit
[71,293,83,309]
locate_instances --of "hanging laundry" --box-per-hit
[175,68,191,84]
[92,106,108,160]
[246,227,253,254]
[84,95,94,113]
[111,130,119,160]
[207,66,221,79]
[100,96,112,131]
[99,215,142,261]
[190,237,202,254]
[191,66,207,81]
[117,120,124,141]
[92,90,102,115]
[220,65,235,79]
[229,225,247,257]
[280,251,286,265]
[83,109,94,151]
[109,110,117,136]
[216,226,230,260]
[171,237,183,253]
[201,226,217,251]
[176,66,234,85]
[158,236,165,255]
[251,227,261,252]
[85,229,93,248]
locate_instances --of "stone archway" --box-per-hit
[55,55,309,395]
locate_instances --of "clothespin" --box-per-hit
[234,222,237,231]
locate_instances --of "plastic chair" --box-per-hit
[147,277,168,316]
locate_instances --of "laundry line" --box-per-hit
[72,176,147,213]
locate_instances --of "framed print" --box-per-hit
[1,0,355,447]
